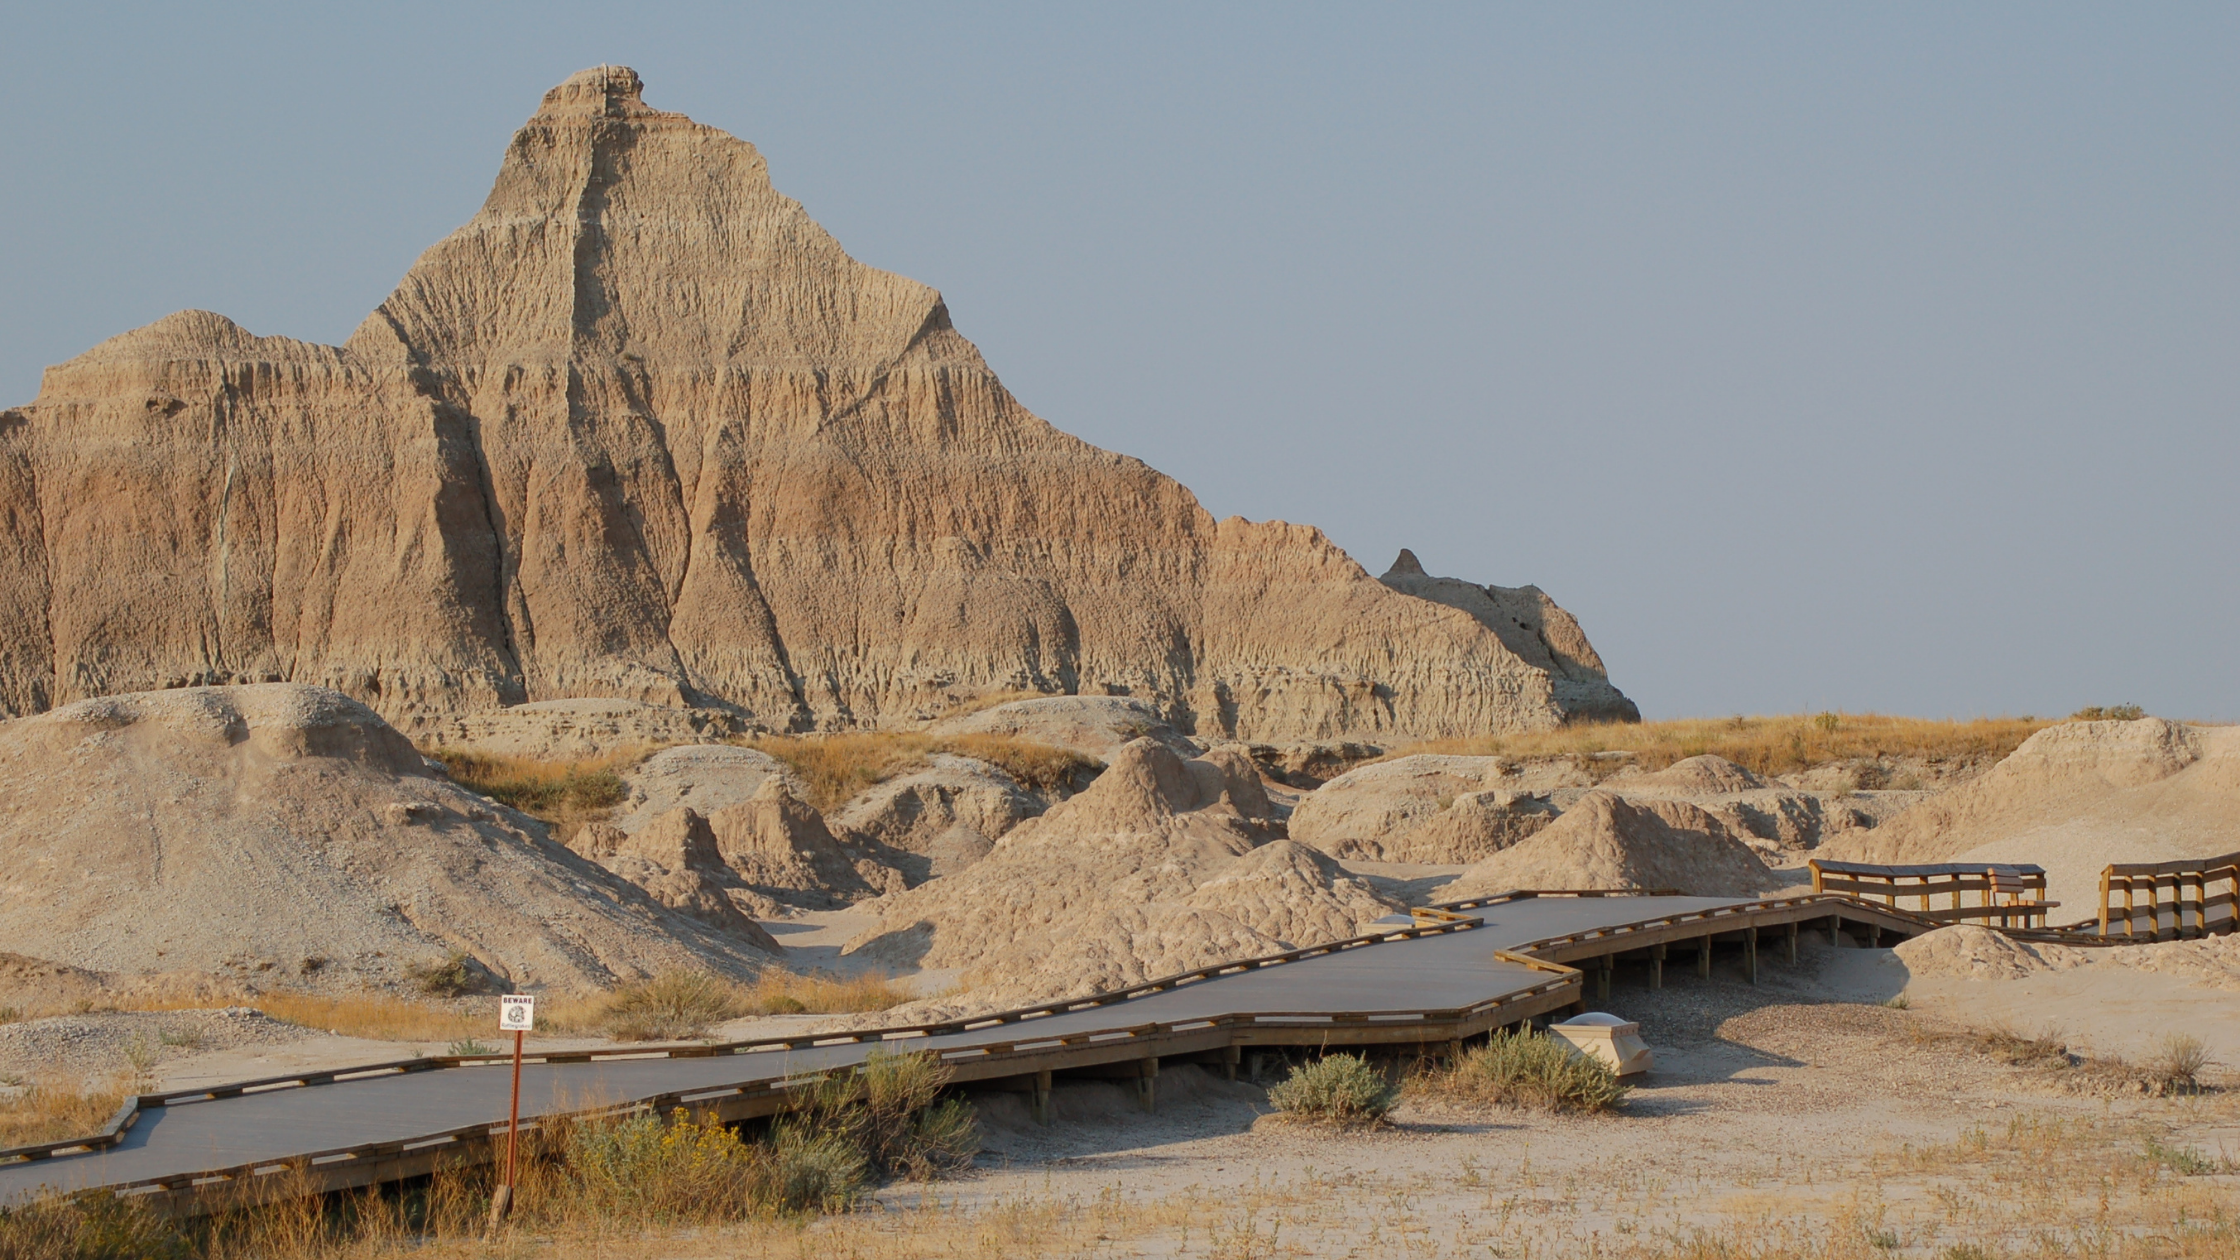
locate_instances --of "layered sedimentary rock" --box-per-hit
[0,66,1634,743]
[1377,550,1637,724]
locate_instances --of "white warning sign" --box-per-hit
[497,994,536,1034]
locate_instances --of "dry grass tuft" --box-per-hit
[0,1080,129,1150]
[1390,712,2054,778]
[1412,1027,1632,1113]
[103,988,486,1044]
[244,992,486,1044]
[421,744,643,830]
[931,733,1101,794]
[745,733,942,811]
[574,969,915,1041]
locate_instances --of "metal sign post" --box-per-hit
[487,994,535,1228]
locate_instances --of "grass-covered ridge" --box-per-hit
[1389,712,2057,778]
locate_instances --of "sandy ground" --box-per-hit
[860,936,2240,1257]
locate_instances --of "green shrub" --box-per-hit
[1267,1053,1399,1124]
[2071,704,2145,722]
[1432,1027,1630,1113]
[791,1050,982,1181]
[597,971,747,1041]
[567,1109,780,1223]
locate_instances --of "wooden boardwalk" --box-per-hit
[0,891,1936,1213]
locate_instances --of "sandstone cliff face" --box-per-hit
[0,66,1634,742]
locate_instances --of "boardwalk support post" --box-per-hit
[1595,955,1612,1001]
[1136,1057,1158,1113]
[1031,1070,1052,1125]
[1650,942,1666,989]
[1696,934,1713,979]
[1784,921,1798,965]
[1826,914,1842,946]
[1221,1046,1240,1082]
[1745,927,1758,985]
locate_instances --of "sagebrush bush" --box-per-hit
[1267,1053,1398,1124]
[1427,1028,1630,1113]
[2149,1032,2210,1093]
[567,1109,777,1222]
[794,1050,982,1180]
[596,971,747,1041]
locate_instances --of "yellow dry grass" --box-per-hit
[0,1080,128,1149]
[109,988,485,1044]
[537,968,917,1039]
[1392,712,2054,778]
[418,743,648,832]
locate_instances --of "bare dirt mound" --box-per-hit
[0,684,779,994]
[1627,754,1771,794]
[926,696,1196,762]
[843,740,1398,1006]
[829,753,1044,859]
[1819,719,2240,916]
[1288,755,1556,862]
[1436,792,1778,899]
[612,746,803,834]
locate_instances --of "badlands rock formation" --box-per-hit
[0,684,777,993]
[1379,550,1638,725]
[845,739,1399,1004]
[1821,718,2240,915]
[0,66,1632,746]
[1293,750,1911,866]
[1437,792,1779,899]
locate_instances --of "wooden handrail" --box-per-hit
[1807,859,2055,929]
[2097,852,2240,941]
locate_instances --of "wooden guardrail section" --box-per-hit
[1807,859,2057,929]
[2098,851,2240,940]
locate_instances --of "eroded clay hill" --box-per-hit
[0,66,1629,744]
[0,684,779,994]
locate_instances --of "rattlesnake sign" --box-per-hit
[497,995,535,1033]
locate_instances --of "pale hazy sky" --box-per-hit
[3,4,2232,720]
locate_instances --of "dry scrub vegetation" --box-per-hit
[420,745,636,829]
[0,1081,126,1150]
[0,1051,978,1259]
[1394,711,2055,777]
[544,969,915,1042]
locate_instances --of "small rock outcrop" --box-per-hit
[1437,793,1778,899]
[612,746,801,835]
[828,754,1044,856]
[1378,550,1639,724]
[709,780,901,905]
[845,739,1398,1004]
